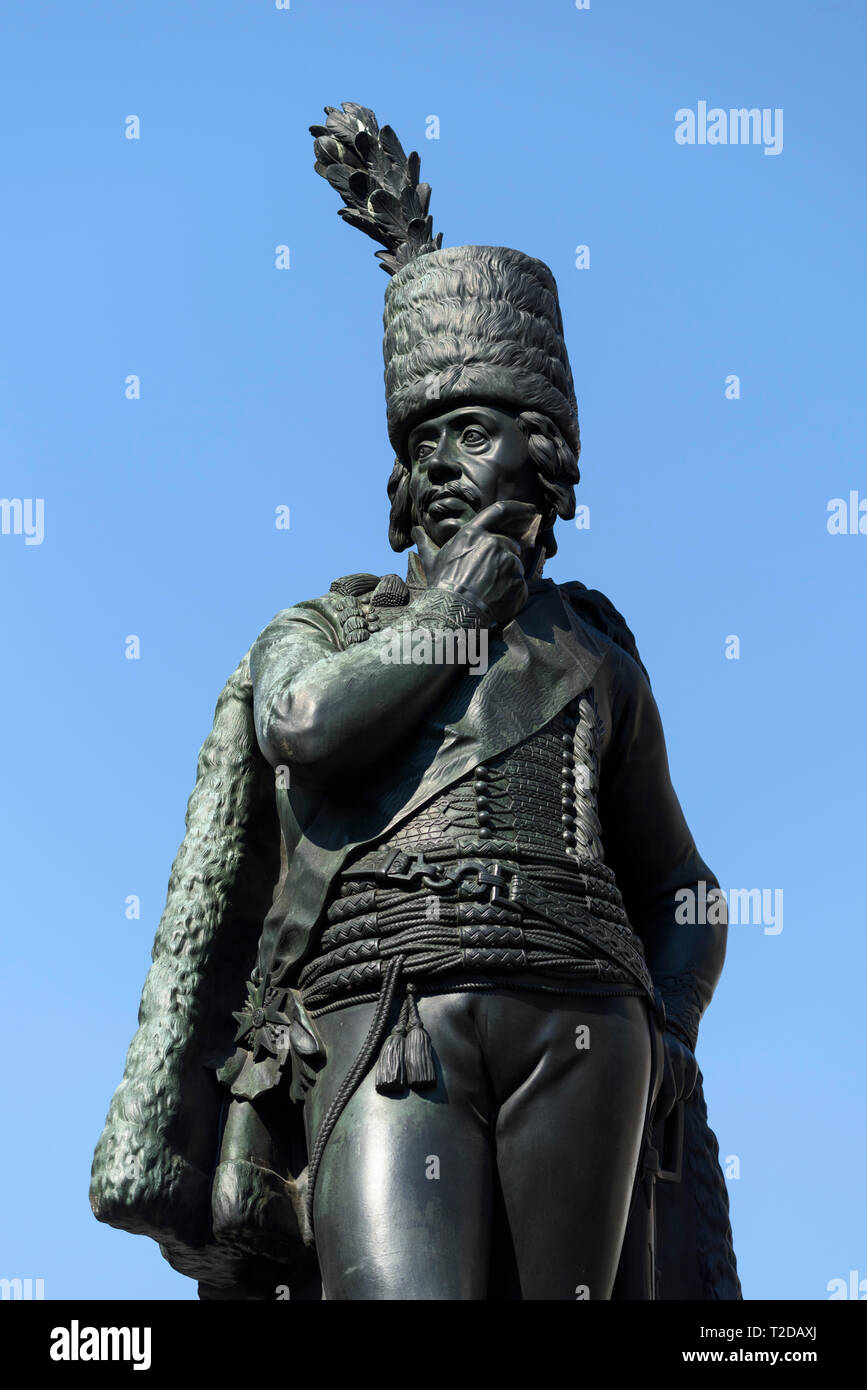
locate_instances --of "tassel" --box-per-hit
[404,985,437,1088]
[375,996,409,1094]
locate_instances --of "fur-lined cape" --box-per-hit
[90,578,740,1300]
[89,653,316,1295]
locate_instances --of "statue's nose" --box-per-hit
[427,439,462,480]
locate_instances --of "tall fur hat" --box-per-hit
[310,103,580,463]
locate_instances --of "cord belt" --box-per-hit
[300,851,654,1006]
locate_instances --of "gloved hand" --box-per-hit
[655,1031,699,1121]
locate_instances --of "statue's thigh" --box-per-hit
[304,993,494,1300]
[490,992,652,1301]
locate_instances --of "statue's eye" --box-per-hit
[462,428,487,445]
[415,442,434,461]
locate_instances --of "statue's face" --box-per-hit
[407,404,541,547]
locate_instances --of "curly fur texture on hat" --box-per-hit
[384,246,580,463]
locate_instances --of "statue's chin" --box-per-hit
[422,505,477,547]
[431,516,466,542]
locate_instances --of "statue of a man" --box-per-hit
[91,104,740,1301]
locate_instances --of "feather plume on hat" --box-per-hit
[310,102,443,275]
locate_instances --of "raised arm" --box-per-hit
[250,500,535,790]
[250,590,480,789]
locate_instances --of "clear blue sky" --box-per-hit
[1,0,864,1300]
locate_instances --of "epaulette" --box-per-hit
[328,572,411,645]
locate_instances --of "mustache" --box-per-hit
[421,481,481,511]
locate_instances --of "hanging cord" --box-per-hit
[304,954,405,1230]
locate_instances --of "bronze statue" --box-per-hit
[91,103,740,1300]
